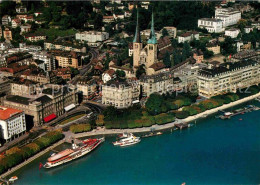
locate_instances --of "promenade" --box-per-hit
[72,92,260,139]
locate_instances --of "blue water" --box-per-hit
[14,103,260,185]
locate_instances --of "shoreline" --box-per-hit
[1,92,260,178]
[73,92,260,139]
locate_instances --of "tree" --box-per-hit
[136,64,146,79]
[182,42,191,61]
[145,93,164,115]
[163,51,171,68]
[220,37,237,55]
[115,70,126,81]
[162,28,169,37]
[237,19,248,31]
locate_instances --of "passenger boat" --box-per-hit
[9,176,18,182]
[44,137,104,169]
[113,133,140,147]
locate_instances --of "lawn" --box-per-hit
[36,28,77,41]
[59,114,86,125]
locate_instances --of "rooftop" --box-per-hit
[0,106,23,120]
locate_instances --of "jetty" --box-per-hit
[219,105,259,119]
[175,123,189,130]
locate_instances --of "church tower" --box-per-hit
[146,11,158,68]
[133,10,143,69]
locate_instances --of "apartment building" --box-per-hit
[0,106,26,142]
[160,27,177,38]
[44,41,87,53]
[31,51,56,71]
[178,31,199,43]
[198,18,224,33]
[75,31,109,43]
[197,59,260,98]
[2,15,11,26]
[215,7,241,27]
[225,28,240,38]
[139,72,174,97]
[52,51,82,69]
[77,78,97,98]
[3,28,12,41]
[102,80,140,108]
[206,41,221,55]
[24,33,46,42]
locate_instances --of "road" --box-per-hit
[70,49,99,85]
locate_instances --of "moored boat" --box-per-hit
[44,137,104,169]
[113,133,140,147]
[9,176,18,182]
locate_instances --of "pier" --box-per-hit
[219,105,259,119]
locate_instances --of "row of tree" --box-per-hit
[0,130,64,174]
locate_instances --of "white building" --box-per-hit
[11,19,21,28]
[31,51,56,71]
[75,31,109,43]
[178,31,199,43]
[160,26,177,38]
[0,106,26,142]
[198,18,224,33]
[225,28,240,38]
[102,69,115,83]
[215,8,241,27]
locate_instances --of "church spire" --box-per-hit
[147,11,157,44]
[133,9,141,43]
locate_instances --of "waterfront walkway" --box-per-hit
[72,92,260,139]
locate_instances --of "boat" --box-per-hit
[143,132,163,137]
[113,133,140,147]
[156,132,163,135]
[117,132,129,139]
[44,137,104,169]
[9,176,18,182]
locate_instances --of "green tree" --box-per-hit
[136,64,146,79]
[182,42,191,61]
[145,93,164,115]
[162,28,169,37]
[163,51,171,68]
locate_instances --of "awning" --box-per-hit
[64,104,76,112]
[44,113,56,123]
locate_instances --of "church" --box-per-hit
[132,11,167,75]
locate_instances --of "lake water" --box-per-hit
[14,101,260,185]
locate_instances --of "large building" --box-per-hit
[3,85,78,126]
[139,72,175,97]
[0,106,26,142]
[215,7,241,27]
[197,59,260,98]
[31,51,56,71]
[102,80,140,108]
[132,11,165,75]
[51,51,82,69]
[225,28,240,38]
[75,31,109,46]
[178,31,199,43]
[44,41,87,53]
[198,18,224,33]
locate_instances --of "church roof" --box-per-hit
[133,10,141,43]
[147,11,157,44]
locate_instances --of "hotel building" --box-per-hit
[197,59,260,98]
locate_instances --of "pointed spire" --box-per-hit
[148,11,157,44]
[133,9,141,43]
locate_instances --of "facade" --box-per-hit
[75,31,109,43]
[225,28,240,38]
[215,8,241,27]
[3,28,12,41]
[193,50,204,63]
[102,69,115,83]
[11,79,37,96]
[11,19,21,28]
[52,51,82,69]
[4,85,78,126]
[2,15,11,26]
[0,106,26,142]
[178,31,199,43]
[20,24,31,34]
[132,12,164,75]
[32,51,56,71]
[24,33,46,42]
[102,81,140,108]
[206,42,221,55]
[77,78,97,97]
[197,59,260,98]
[16,6,27,14]
[198,18,224,33]
[44,42,87,53]
[139,72,174,97]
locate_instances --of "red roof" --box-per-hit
[0,106,23,120]
[44,113,56,122]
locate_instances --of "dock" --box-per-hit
[175,123,189,130]
[219,105,259,119]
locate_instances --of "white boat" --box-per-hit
[113,133,140,147]
[9,176,18,182]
